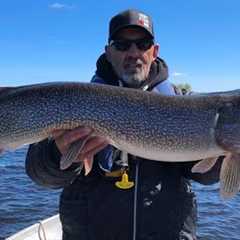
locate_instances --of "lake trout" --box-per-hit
[0,82,240,199]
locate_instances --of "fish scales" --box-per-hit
[0,82,232,161]
[2,82,240,198]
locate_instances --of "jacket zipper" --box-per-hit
[133,158,140,240]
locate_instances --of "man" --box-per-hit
[26,9,222,240]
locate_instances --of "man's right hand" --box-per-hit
[51,126,109,169]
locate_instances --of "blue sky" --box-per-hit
[0,0,239,92]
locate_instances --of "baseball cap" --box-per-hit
[109,9,154,42]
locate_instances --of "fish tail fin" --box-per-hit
[220,153,240,199]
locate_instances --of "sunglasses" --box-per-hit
[109,38,154,52]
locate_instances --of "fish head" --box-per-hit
[215,100,240,153]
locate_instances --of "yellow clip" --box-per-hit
[115,171,134,189]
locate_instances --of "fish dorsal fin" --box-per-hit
[220,153,240,199]
[191,157,219,174]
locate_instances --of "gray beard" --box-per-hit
[121,72,146,88]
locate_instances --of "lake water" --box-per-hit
[0,147,240,239]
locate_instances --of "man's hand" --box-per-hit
[51,126,109,172]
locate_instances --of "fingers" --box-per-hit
[79,136,109,157]
[80,139,109,175]
[73,136,109,163]
[51,126,110,171]
[52,127,93,154]
[83,156,94,176]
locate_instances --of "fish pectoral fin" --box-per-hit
[60,135,91,170]
[220,153,240,199]
[191,157,219,173]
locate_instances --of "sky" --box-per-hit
[0,0,239,92]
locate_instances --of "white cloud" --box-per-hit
[49,3,74,10]
[172,72,185,77]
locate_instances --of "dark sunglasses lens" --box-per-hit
[111,39,154,51]
[113,41,131,51]
[136,39,153,51]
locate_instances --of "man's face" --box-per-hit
[106,28,159,88]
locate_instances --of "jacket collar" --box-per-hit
[95,53,169,91]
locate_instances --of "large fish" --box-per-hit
[0,82,240,198]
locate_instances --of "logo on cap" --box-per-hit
[138,13,150,28]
